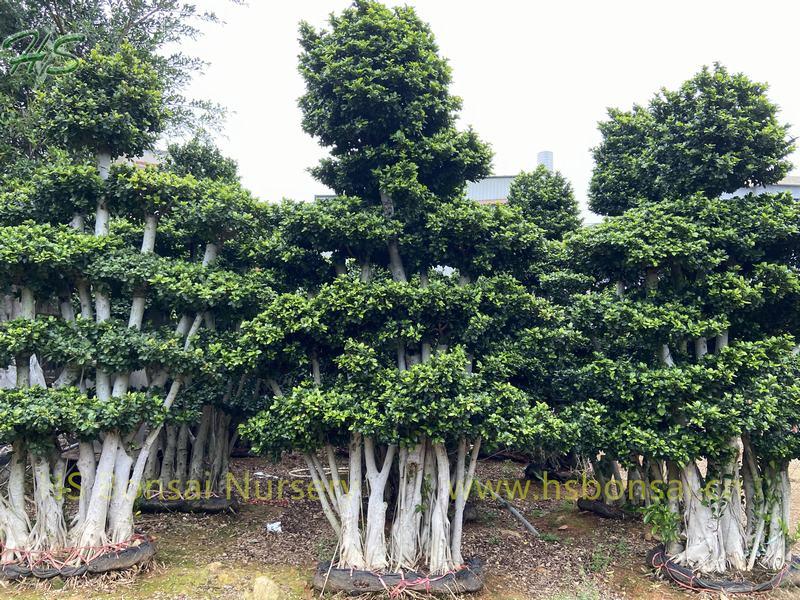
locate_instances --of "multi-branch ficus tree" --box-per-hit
[568,63,800,574]
[135,140,271,501]
[239,0,566,576]
[0,43,264,571]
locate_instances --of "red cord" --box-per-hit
[0,534,149,570]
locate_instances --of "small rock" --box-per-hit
[207,561,224,573]
[216,572,237,585]
[247,576,282,600]
[557,525,569,530]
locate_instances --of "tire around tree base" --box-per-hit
[0,538,156,580]
[312,556,485,595]
[137,496,239,514]
[648,545,800,593]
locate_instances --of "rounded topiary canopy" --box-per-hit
[38,42,168,158]
[589,64,794,215]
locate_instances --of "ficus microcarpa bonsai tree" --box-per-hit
[568,193,800,573]
[570,63,799,574]
[507,165,581,241]
[0,44,263,570]
[240,0,567,577]
[133,140,271,502]
[239,273,560,574]
[589,63,794,216]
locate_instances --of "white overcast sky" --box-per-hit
[177,0,800,221]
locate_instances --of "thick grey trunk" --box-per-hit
[159,425,178,488]
[717,440,747,571]
[743,435,765,571]
[15,287,35,388]
[665,461,684,555]
[674,462,726,573]
[108,447,134,543]
[209,411,230,491]
[28,455,67,551]
[189,406,212,483]
[391,439,426,570]
[419,441,436,558]
[364,438,396,571]
[762,464,790,570]
[379,192,407,283]
[70,213,85,230]
[338,433,364,569]
[75,441,96,527]
[175,424,189,487]
[202,242,219,267]
[451,437,481,564]
[2,441,30,560]
[76,432,120,550]
[141,214,157,253]
[427,443,453,574]
[143,429,162,484]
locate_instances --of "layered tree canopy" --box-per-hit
[589,63,794,215]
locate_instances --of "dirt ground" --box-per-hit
[4,455,800,600]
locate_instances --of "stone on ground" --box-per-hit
[246,575,282,600]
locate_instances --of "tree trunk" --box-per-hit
[717,439,747,571]
[189,406,212,484]
[108,446,134,543]
[762,463,790,571]
[304,452,341,536]
[2,441,30,561]
[338,433,365,569]
[74,441,96,528]
[451,437,481,565]
[175,424,189,488]
[29,454,67,551]
[159,425,178,489]
[76,431,120,551]
[665,460,684,556]
[391,439,426,570]
[364,438,395,571]
[674,462,726,573]
[427,443,454,574]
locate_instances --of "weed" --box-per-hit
[612,538,630,557]
[314,535,338,561]
[487,534,502,546]
[479,508,500,525]
[589,548,613,573]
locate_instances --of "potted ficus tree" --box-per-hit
[567,64,800,585]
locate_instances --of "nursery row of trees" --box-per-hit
[1,0,799,584]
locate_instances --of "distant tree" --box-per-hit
[0,0,237,164]
[507,165,581,239]
[165,138,239,183]
[590,64,794,215]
